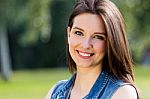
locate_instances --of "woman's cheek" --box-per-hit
[94,41,106,52]
[69,36,81,47]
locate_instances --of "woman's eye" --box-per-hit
[94,35,106,40]
[74,31,83,36]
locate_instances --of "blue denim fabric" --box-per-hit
[50,70,131,99]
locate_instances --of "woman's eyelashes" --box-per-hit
[93,35,106,40]
[74,31,83,36]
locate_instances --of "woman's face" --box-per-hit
[68,13,106,69]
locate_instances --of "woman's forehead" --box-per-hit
[72,13,106,33]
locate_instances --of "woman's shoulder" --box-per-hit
[45,80,67,99]
[53,80,68,89]
[104,73,138,98]
[111,84,138,99]
[45,74,75,99]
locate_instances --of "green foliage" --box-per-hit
[0,0,52,46]
[113,0,150,62]
[1,0,75,69]
[20,0,52,46]
[46,0,74,67]
[0,67,150,99]
[0,0,149,69]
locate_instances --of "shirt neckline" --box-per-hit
[65,70,109,99]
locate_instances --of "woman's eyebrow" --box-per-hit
[73,27,84,31]
[94,32,107,36]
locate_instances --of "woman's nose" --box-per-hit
[81,38,92,49]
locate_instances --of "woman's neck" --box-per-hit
[72,66,102,98]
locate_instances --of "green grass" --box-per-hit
[0,66,150,99]
[0,68,70,99]
[134,66,150,99]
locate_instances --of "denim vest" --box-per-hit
[50,70,137,99]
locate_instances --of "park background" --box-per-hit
[0,0,150,99]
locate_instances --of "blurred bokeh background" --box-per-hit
[0,0,150,99]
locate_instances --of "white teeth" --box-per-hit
[79,52,91,56]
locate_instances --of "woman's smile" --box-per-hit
[77,50,94,59]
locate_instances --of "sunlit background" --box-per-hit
[0,0,150,99]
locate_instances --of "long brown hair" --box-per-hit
[67,0,134,83]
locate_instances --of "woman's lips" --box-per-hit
[77,50,94,59]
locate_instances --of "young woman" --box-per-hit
[46,0,139,99]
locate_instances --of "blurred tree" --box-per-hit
[130,0,150,63]
[19,0,52,46]
[0,22,11,81]
[46,0,74,67]
[0,0,14,81]
[0,0,51,80]
[113,0,150,64]
[5,0,74,70]
[0,0,149,79]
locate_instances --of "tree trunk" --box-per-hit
[0,24,11,81]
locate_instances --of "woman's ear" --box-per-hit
[67,27,71,44]
[67,27,71,37]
